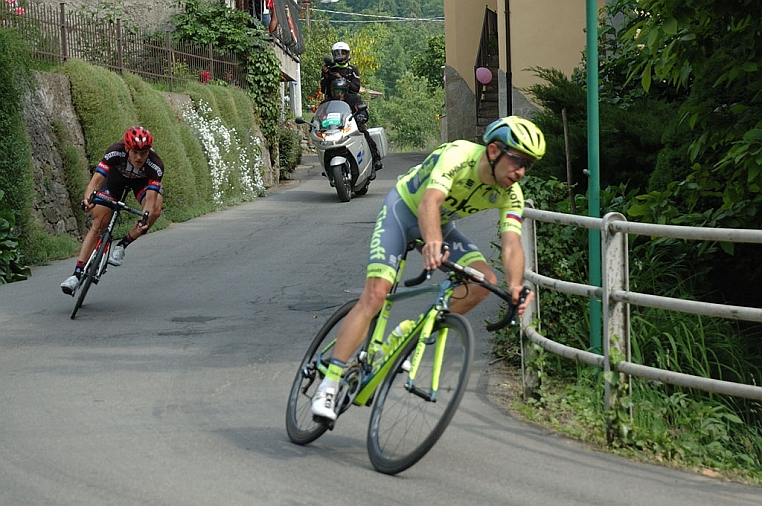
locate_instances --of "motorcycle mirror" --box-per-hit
[356,103,368,112]
[295,117,306,124]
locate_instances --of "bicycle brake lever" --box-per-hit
[509,287,531,325]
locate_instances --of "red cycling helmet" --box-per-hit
[123,126,153,150]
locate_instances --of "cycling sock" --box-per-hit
[325,357,346,383]
[118,233,135,248]
[73,261,85,278]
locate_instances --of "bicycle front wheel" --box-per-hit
[367,312,474,475]
[286,299,357,445]
[71,238,109,319]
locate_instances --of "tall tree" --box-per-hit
[618,0,762,226]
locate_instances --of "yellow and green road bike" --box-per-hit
[286,240,528,474]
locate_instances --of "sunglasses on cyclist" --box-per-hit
[499,148,534,171]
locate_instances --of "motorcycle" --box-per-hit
[296,100,387,202]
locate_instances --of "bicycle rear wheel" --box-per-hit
[286,299,357,445]
[367,312,474,474]
[71,238,109,319]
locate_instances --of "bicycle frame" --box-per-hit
[314,241,461,407]
[78,194,131,287]
[353,279,456,405]
[70,191,148,319]
[87,204,121,279]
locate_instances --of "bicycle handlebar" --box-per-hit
[87,191,149,226]
[403,252,530,332]
[441,259,530,331]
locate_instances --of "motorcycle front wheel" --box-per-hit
[331,164,351,202]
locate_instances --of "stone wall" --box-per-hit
[444,65,477,143]
[22,71,89,238]
[21,71,276,240]
[34,0,181,33]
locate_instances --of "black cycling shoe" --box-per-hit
[373,160,383,171]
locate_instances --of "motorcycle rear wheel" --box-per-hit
[354,178,370,196]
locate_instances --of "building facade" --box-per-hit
[443,0,606,141]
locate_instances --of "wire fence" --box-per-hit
[1,1,247,92]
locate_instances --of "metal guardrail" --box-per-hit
[518,203,762,422]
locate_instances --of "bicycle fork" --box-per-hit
[405,313,448,402]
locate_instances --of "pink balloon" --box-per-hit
[476,67,492,85]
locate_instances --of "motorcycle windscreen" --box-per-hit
[314,100,353,130]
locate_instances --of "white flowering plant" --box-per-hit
[182,99,266,207]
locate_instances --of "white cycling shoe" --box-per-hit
[311,386,337,421]
[108,244,125,266]
[60,275,79,295]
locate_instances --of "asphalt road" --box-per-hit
[0,153,759,505]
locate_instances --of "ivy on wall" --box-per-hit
[171,0,281,146]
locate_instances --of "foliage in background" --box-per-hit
[596,0,762,308]
[60,59,137,165]
[411,33,445,89]
[182,82,266,206]
[299,9,444,146]
[278,120,301,178]
[525,67,676,195]
[171,0,281,149]
[52,120,90,236]
[614,0,762,233]
[0,190,31,283]
[0,27,33,282]
[492,176,762,481]
[375,71,443,150]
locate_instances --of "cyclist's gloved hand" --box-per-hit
[81,197,95,212]
[511,286,534,319]
[136,219,150,235]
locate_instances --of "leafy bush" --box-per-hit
[60,59,138,166]
[278,120,301,178]
[0,190,31,283]
[171,0,280,149]
[375,71,443,150]
[0,28,34,247]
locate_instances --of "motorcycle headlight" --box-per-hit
[324,132,342,143]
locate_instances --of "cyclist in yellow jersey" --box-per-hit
[312,116,546,420]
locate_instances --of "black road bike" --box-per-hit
[69,190,148,319]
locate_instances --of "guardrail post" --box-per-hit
[601,212,631,444]
[520,201,541,398]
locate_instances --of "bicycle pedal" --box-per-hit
[312,415,336,430]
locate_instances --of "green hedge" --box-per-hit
[0,29,33,281]
[1,54,280,281]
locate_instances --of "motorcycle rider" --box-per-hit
[320,41,361,98]
[324,77,383,178]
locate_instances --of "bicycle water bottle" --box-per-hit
[383,319,415,355]
[369,319,415,373]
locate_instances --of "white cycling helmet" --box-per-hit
[331,41,350,64]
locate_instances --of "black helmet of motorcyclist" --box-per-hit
[331,77,349,99]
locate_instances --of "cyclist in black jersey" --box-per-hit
[60,126,164,295]
[311,116,546,420]
[320,41,361,97]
